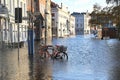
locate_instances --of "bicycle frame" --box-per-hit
[39,45,51,58]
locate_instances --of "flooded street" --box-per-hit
[52,35,120,80]
[1,35,120,80]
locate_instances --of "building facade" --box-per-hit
[46,0,52,39]
[51,2,75,37]
[71,12,91,35]
[84,12,91,34]
[0,0,28,48]
[69,15,75,35]
[34,0,52,41]
[34,0,45,40]
[0,0,9,46]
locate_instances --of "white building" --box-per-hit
[69,15,75,35]
[71,12,91,35]
[84,12,91,34]
[0,0,28,47]
[51,2,75,37]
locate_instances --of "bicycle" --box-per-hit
[51,45,68,60]
[39,45,51,59]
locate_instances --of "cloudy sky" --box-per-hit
[51,0,108,13]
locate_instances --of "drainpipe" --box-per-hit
[45,0,48,45]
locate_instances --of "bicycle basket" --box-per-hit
[57,46,67,52]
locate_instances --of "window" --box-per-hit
[3,0,6,5]
[76,24,78,27]
[0,0,5,5]
[77,19,78,22]
[13,0,15,13]
[9,0,12,12]
[24,3,25,16]
[80,24,82,27]
[52,19,55,26]
[20,2,22,7]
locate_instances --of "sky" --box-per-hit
[51,0,108,13]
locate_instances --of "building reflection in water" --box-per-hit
[0,48,53,80]
[108,43,120,80]
[28,55,34,80]
[34,59,52,80]
[0,48,30,80]
[30,41,53,80]
[0,39,53,80]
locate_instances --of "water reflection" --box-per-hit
[28,55,53,80]
[0,49,19,80]
[28,55,34,80]
[34,41,53,80]
[34,59,52,80]
[109,67,120,80]
[107,39,120,80]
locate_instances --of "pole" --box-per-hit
[17,0,20,62]
[45,0,48,45]
[31,0,34,54]
[28,0,34,55]
[45,11,47,45]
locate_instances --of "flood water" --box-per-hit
[0,35,120,80]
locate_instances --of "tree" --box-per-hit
[89,3,101,27]
[106,0,120,27]
[93,3,101,13]
[89,4,113,28]
[106,0,120,6]
[111,5,120,26]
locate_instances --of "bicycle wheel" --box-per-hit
[55,52,68,60]
[62,52,68,60]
